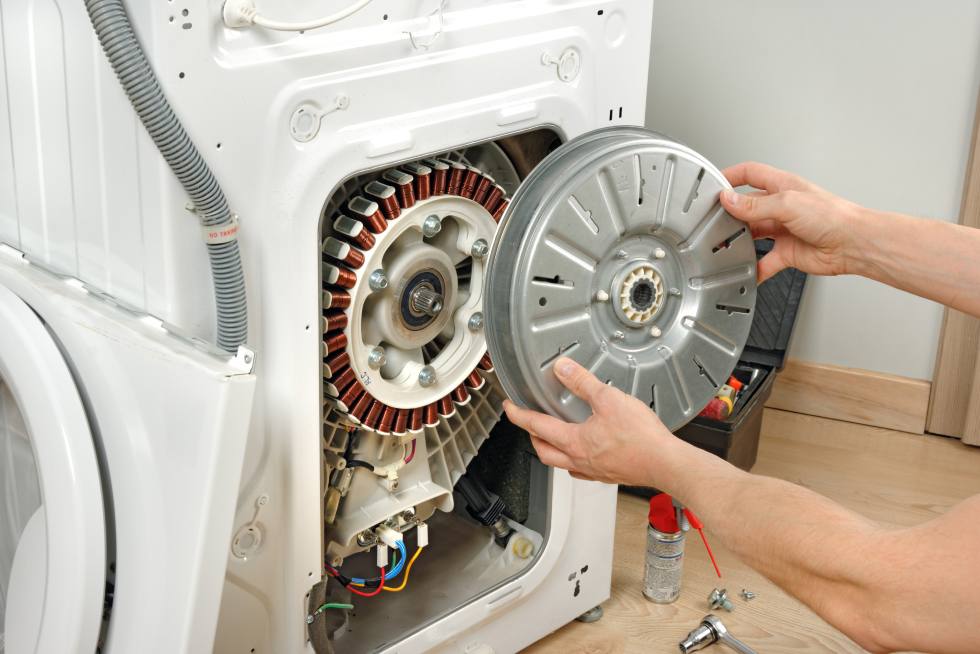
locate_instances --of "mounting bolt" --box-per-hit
[654,247,667,259]
[418,365,437,387]
[740,589,757,601]
[595,289,610,303]
[650,326,662,338]
[369,269,389,291]
[422,215,442,237]
[670,287,681,297]
[470,238,490,259]
[367,346,387,369]
[615,249,628,260]
[356,529,377,547]
[306,614,315,625]
[468,312,484,332]
[612,330,626,341]
[708,588,734,612]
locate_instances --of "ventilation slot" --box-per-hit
[532,275,574,289]
[541,342,580,370]
[693,356,718,388]
[712,227,747,253]
[682,168,705,213]
[716,303,751,315]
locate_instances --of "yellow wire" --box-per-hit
[382,546,424,592]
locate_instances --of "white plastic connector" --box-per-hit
[376,543,388,567]
[417,522,429,548]
[376,525,403,549]
[222,0,258,28]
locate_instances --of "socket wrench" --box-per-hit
[679,615,757,654]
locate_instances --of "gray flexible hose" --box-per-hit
[83,0,248,352]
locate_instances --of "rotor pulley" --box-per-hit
[484,128,758,431]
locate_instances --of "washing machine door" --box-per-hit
[0,283,106,654]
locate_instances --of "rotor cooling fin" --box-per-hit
[484,128,758,431]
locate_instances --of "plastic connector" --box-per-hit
[417,522,429,548]
[222,0,258,28]
[376,543,388,568]
[376,525,403,549]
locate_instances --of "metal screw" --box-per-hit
[468,312,484,332]
[595,289,610,303]
[418,365,436,387]
[356,530,377,546]
[470,239,489,259]
[612,330,626,341]
[708,588,734,612]
[422,215,442,237]
[369,269,389,291]
[400,508,416,521]
[367,346,387,369]
[306,614,315,624]
[615,249,628,259]
[654,247,667,259]
[670,287,681,297]
[650,326,662,338]
[740,589,757,601]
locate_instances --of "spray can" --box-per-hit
[643,493,684,603]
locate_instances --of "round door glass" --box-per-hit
[0,377,41,653]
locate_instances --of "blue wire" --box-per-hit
[350,540,407,584]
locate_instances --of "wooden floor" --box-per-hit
[526,408,980,654]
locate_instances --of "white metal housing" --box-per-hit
[0,1,653,651]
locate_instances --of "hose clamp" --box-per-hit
[202,214,241,244]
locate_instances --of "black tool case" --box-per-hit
[624,240,806,503]
[673,239,807,471]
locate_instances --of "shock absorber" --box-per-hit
[455,473,514,547]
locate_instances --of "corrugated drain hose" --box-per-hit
[83,0,248,352]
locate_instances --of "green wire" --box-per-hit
[315,602,354,615]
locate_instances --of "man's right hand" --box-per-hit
[720,162,863,282]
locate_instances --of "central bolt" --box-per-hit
[418,365,437,387]
[411,285,444,317]
[468,312,484,332]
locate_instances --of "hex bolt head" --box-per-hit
[422,215,443,237]
[468,312,484,332]
[612,330,626,341]
[418,365,437,387]
[356,529,377,546]
[369,269,389,291]
[367,346,387,369]
[306,614,315,625]
[615,249,628,260]
[670,287,681,297]
[471,238,490,259]
[595,289,610,303]
[650,326,663,338]
[654,247,667,259]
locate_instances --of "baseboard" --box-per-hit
[765,359,931,434]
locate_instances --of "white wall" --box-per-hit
[646,0,980,380]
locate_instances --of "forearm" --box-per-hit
[660,442,893,650]
[848,208,980,318]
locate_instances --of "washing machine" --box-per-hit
[0,1,758,652]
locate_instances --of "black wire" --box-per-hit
[346,459,375,471]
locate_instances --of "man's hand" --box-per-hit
[720,162,862,282]
[503,356,688,488]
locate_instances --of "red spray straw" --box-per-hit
[683,507,722,578]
